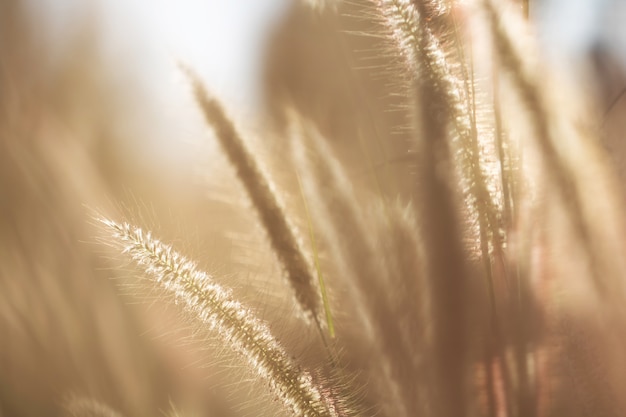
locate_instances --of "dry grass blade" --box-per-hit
[481,0,609,296]
[388,2,471,415]
[414,76,469,417]
[99,218,348,417]
[295,171,336,339]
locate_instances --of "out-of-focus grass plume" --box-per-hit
[4,0,626,417]
[0,2,176,416]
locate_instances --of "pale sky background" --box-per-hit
[23,0,291,167]
[30,0,626,107]
[535,0,626,68]
[25,0,289,107]
[21,0,626,165]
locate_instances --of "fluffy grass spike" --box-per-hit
[374,0,421,76]
[100,218,347,417]
[182,66,324,332]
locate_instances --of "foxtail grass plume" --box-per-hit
[180,66,326,335]
[99,217,349,417]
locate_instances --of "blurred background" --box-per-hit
[8,0,626,177]
[2,0,626,416]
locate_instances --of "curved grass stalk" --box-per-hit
[375,0,502,238]
[99,218,346,417]
[374,2,512,416]
[417,3,523,414]
[481,0,605,296]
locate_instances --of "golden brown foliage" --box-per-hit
[3,1,626,417]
